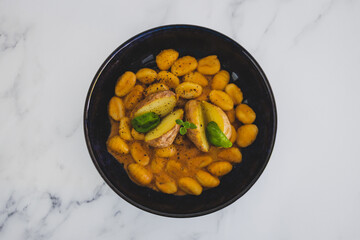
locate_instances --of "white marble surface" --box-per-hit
[1,0,360,239]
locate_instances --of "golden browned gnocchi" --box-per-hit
[106,48,259,196]
[235,104,256,124]
[225,83,243,105]
[209,90,234,111]
[115,71,136,97]
[211,70,230,90]
[171,56,198,76]
[217,147,242,163]
[144,83,169,96]
[156,49,179,70]
[197,55,221,75]
[237,124,258,147]
[124,85,144,110]
[136,68,157,84]
[182,71,208,87]
[175,82,203,99]
[118,117,132,141]
[108,96,125,121]
[157,71,180,88]
[107,135,129,154]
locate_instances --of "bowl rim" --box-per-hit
[83,24,277,218]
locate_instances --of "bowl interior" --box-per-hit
[84,25,277,217]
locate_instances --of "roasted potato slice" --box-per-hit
[131,90,176,118]
[185,100,209,152]
[201,101,232,139]
[145,109,184,148]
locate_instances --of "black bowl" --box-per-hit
[84,25,277,217]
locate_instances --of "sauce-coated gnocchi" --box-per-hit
[106,49,258,196]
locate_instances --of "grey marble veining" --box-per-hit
[1,0,360,239]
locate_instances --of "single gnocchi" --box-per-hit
[217,147,242,163]
[235,104,256,124]
[195,170,220,188]
[119,117,132,141]
[107,136,129,154]
[124,85,144,110]
[157,71,180,88]
[236,124,258,147]
[156,49,179,70]
[229,125,237,143]
[108,96,125,121]
[175,82,203,99]
[178,177,203,195]
[197,55,221,75]
[171,56,198,76]
[211,70,229,90]
[115,71,136,97]
[225,83,243,105]
[207,161,233,176]
[144,83,169,96]
[182,71,208,87]
[136,68,157,84]
[155,175,178,194]
[209,90,234,111]
[128,163,153,185]
[130,142,150,166]
[155,145,177,158]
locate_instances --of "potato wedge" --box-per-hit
[185,100,209,152]
[201,101,232,139]
[131,90,176,118]
[145,109,184,148]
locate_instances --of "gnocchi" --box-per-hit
[175,82,203,99]
[209,90,234,111]
[178,177,203,195]
[171,56,198,76]
[155,145,177,158]
[124,85,144,110]
[108,96,125,121]
[136,68,157,84]
[225,83,243,105]
[156,49,179,70]
[107,136,129,154]
[195,170,220,187]
[128,163,153,185]
[207,161,233,176]
[182,71,208,87]
[236,124,258,147]
[157,71,180,89]
[235,104,256,124]
[144,83,169,96]
[115,71,136,97]
[197,55,221,75]
[211,70,229,90]
[119,117,132,141]
[106,48,259,196]
[130,142,150,166]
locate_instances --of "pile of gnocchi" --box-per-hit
[107,49,258,195]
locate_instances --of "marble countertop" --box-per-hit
[1,0,360,239]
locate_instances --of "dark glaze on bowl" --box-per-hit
[84,25,277,217]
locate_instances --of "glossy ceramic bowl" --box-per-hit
[84,25,277,217]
